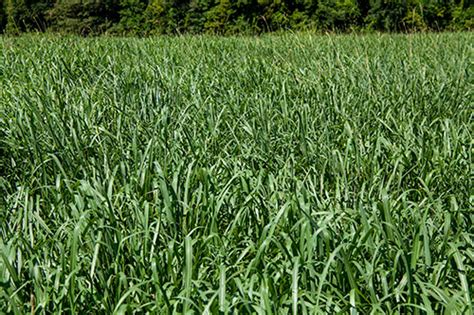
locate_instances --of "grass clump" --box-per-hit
[0,33,472,314]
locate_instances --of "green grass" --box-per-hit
[0,33,472,314]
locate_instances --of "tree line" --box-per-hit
[0,1,472,35]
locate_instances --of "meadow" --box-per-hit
[0,33,472,314]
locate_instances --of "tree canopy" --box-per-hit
[0,0,472,35]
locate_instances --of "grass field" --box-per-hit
[0,33,472,314]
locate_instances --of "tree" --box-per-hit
[47,0,120,35]
[184,0,209,34]
[0,0,471,35]
[366,0,409,31]
[117,0,147,34]
[451,0,474,29]
[0,0,5,33]
[315,0,361,30]
[5,0,27,34]
[205,0,234,33]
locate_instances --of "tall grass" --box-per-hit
[0,33,472,314]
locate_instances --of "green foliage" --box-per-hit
[2,0,53,34]
[451,0,474,29]
[0,1,5,32]
[143,0,189,34]
[366,0,408,31]
[4,0,26,34]
[115,0,147,34]
[47,0,120,35]
[142,0,165,34]
[0,33,472,313]
[27,1,55,31]
[205,0,235,33]
[315,0,361,30]
[184,0,208,34]
[0,0,472,34]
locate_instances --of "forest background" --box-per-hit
[0,0,472,36]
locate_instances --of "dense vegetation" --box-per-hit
[1,33,472,313]
[0,0,473,35]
